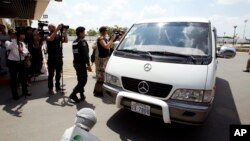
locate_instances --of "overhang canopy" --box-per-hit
[0,0,50,20]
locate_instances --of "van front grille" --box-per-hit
[121,77,172,98]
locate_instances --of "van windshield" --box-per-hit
[118,22,211,56]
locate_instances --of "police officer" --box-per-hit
[60,108,100,141]
[69,26,92,103]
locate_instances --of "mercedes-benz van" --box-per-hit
[103,18,235,125]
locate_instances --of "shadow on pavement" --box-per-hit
[0,80,48,116]
[106,77,241,141]
[2,99,28,117]
[0,78,96,117]
[76,100,96,111]
[45,91,96,110]
[0,80,74,116]
[46,93,74,107]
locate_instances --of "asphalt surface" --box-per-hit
[0,43,249,141]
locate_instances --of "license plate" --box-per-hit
[131,101,150,116]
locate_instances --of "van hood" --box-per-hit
[106,56,208,90]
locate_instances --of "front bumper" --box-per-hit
[103,83,212,125]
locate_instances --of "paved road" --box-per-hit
[0,43,249,141]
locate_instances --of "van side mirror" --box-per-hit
[217,46,236,59]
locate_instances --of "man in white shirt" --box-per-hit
[6,30,31,100]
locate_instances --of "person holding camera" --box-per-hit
[6,30,31,100]
[93,26,116,96]
[46,24,68,95]
[69,26,92,103]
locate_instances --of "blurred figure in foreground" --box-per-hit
[60,108,100,141]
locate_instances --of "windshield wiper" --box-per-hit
[149,51,196,63]
[148,51,189,57]
[118,49,152,58]
[117,49,149,54]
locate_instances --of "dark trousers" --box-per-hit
[73,63,87,93]
[8,60,28,98]
[47,60,62,90]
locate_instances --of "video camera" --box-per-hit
[38,20,48,28]
[38,20,49,39]
[60,24,69,31]
[111,29,124,41]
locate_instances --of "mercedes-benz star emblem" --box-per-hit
[138,81,149,94]
[144,63,152,72]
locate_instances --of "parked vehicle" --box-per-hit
[103,17,236,125]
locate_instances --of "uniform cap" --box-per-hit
[76,26,86,36]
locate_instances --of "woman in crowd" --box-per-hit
[28,29,44,77]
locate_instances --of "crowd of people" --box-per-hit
[0,24,47,100]
[1,24,124,141]
[0,23,125,102]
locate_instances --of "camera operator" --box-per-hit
[46,24,68,95]
[93,26,116,96]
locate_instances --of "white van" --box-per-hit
[103,17,236,125]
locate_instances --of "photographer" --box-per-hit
[46,24,68,95]
[93,26,116,96]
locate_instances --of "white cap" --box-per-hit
[75,108,97,131]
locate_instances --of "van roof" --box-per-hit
[135,17,210,24]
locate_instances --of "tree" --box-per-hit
[85,25,128,37]
[107,25,128,36]
[87,29,98,36]
[68,28,75,36]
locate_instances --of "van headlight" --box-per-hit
[171,89,213,103]
[105,73,121,87]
